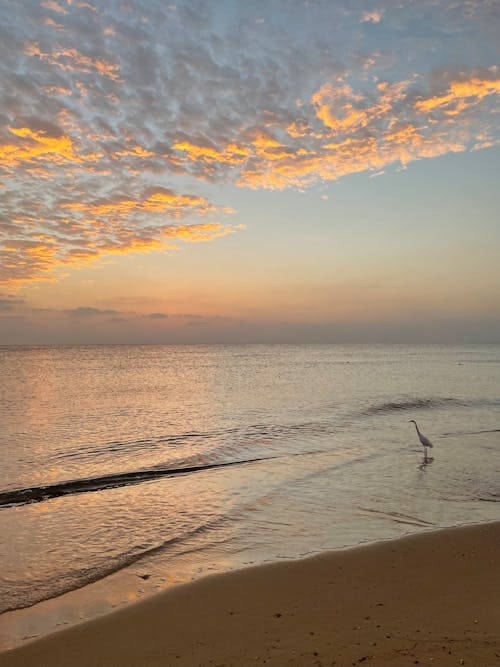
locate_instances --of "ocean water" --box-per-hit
[0,344,499,647]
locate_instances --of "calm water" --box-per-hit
[1,344,499,646]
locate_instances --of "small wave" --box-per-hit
[442,428,500,437]
[52,420,333,467]
[457,359,500,364]
[20,421,338,497]
[53,430,226,464]
[477,492,500,503]
[0,515,231,614]
[0,456,276,509]
[359,397,463,417]
[356,506,435,528]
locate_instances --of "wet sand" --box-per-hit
[1,521,498,667]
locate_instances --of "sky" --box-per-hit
[0,0,499,344]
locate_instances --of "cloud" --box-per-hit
[361,10,383,23]
[60,187,217,218]
[0,149,238,286]
[40,1,68,14]
[0,0,498,288]
[24,42,121,81]
[0,217,239,288]
[414,68,500,115]
[63,306,118,316]
[165,61,498,192]
[0,295,25,310]
[0,124,99,166]
[145,312,168,319]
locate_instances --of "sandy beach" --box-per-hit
[1,522,499,667]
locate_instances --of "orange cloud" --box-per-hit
[164,67,496,194]
[115,145,155,158]
[43,17,65,28]
[237,114,465,191]
[25,43,121,81]
[69,0,98,11]
[173,140,250,165]
[312,79,408,134]
[311,81,367,133]
[0,221,240,288]
[61,188,217,217]
[362,10,383,23]
[415,73,500,114]
[162,222,244,242]
[1,179,240,288]
[0,126,100,166]
[41,0,68,13]
[286,119,319,138]
[44,85,73,95]
[235,69,495,190]
[4,17,498,294]
[94,238,168,256]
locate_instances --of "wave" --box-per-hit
[52,429,236,464]
[0,515,232,614]
[356,506,435,528]
[358,396,500,418]
[0,455,276,509]
[442,428,500,437]
[476,492,500,503]
[42,419,336,476]
[359,397,464,416]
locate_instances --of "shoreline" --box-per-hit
[1,520,499,667]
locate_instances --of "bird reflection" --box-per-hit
[418,455,434,471]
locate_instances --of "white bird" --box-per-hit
[409,419,434,460]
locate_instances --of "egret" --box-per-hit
[409,420,434,460]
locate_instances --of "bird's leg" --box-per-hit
[424,446,427,461]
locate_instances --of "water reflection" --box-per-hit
[418,456,434,471]
[1,345,221,491]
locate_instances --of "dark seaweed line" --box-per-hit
[0,456,277,509]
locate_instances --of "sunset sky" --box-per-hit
[1,0,499,344]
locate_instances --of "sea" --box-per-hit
[0,344,499,648]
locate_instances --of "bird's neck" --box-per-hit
[413,422,421,436]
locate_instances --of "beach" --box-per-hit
[1,521,498,667]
